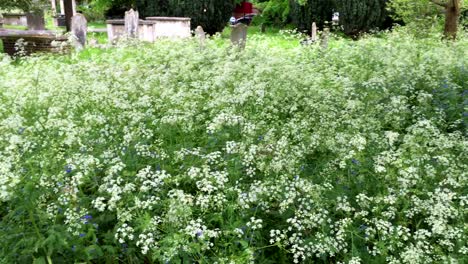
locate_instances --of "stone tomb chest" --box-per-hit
[106,19,157,42]
[0,30,68,56]
[145,17,191,39]
[106,17,191,43]
[2,13,28,27]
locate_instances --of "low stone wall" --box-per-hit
[146,17,191,39]
[2,14,28,27]
[0,31,68,56]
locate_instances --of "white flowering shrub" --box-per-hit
[0,30,467,263]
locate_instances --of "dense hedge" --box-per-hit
[135,0,236,34]
[290,0,335,33]
[290,0,390,35]
[334,0,390,36]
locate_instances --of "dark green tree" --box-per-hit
[254,0,391,36]
[290,0,334,33]
[334,0,389,36]
[136,0,238,34]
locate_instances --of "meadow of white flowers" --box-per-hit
[0,30,467,263]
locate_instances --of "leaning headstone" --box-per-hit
[71,13,87,50]
[230,23,248,49]
[26,12,45,30]
[124,9,139,38]
[311,22,317,42]
[195,25,205,49]
[321,26,330,49]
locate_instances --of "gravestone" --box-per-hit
[195,25,205,49]
[124,9,139,38]
[230,23,248,49]
[71,13,87,50]
[321,26,329,49]
[26,12,45,30]
[311,22,317,42]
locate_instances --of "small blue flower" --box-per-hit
[65,165,72,174]
[441,80,449,89]
[196,230,203,237]
[257,135,264,141]
[71,245,76,252]
[351,159,360,165]
[294,175,299,180]
[79,233,85,237]
[359,224,368,231]
[82,214,92,222]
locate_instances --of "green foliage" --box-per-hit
[254,0,291,25]
[0,0,49,12]
[387,0,467,36]
[135,0,238,34]
[0,30,467,263]
[387,0,444,35]
[80,0,135,20]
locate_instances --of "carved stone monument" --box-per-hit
[230,23,248,49]
[311,22,317,42]
[71,13,87,50]
[321,26,329,49]
[125,9,139,38]
[195,25,205,49]
[26,12,45,30]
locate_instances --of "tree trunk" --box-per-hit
[444,0,460,39]
[64,0,74,32]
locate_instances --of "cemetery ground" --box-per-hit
[0,27,467,263]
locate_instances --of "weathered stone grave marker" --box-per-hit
[195,25,205,49]
[26,12,45,30]
[311,22,317,42]
[321,24,330,49]
[71,13,87,50]
[230,23,248,49]
[125,9,139,38]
